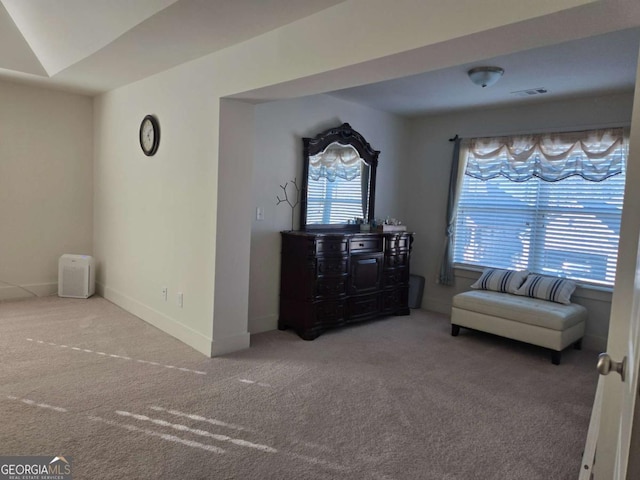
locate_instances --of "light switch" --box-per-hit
[256,207,265,221]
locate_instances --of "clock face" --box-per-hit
[139,115,159,156]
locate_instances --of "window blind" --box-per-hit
[454,163,626,287]
[306,175,364,224]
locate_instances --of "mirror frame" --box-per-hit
[300,123,379,231]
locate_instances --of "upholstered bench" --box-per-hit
[450,269,587,365]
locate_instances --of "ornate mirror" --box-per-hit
[300,123,379,230]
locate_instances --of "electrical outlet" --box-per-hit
[161,287,168,301]
[177,292,183,308]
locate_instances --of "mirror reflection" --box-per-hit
[300,123,379,230]
[306,143,371,224]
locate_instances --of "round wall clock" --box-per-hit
[139,115,160,156]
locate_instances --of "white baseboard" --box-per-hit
[0,282,57,301]
[211,332,251,356]
[99,283,215,357]
[249,314,277,334]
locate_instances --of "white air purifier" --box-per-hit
[58,254,95,298]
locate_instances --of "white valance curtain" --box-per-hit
[308,142,364,182]
[464,128,627,182]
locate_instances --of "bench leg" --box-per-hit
[551,351,561,365]
[451,324,460,337]
[574,339,583,350]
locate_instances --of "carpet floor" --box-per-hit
[0,296,597,479]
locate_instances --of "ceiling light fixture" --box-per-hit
[468,66,504,88]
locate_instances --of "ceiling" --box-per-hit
[0,0,638,118]
[0,0,345,95]
[330,27,640,117]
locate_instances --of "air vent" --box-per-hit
[510,88,548,97]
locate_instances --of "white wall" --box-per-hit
[249,93,409,334]
[93,67,220,356]
[91,0,619,356]
[213,99,255,354]
[405,92,634,350]
[0,80,92,301]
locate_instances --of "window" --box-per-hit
[453,128,627,287]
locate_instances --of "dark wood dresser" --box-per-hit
[279,230,414,340]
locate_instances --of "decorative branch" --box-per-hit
[276,178,300,230]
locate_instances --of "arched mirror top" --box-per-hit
[301,123,379,231]
[305,123,380,163]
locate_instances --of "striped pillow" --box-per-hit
[470,269,529,294]
[514,274,577,305]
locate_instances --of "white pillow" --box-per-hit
[470,268,529,294]
[514,274,577,305]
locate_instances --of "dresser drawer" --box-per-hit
[313,300,346,325]
[384,252,409,269]
[349,236,383,253]
[381,287,409,314]
[315,277,347,298]
[385,234,412,252]
[316,238,348,256]
[348,294,380,321]
[383,267,408,287]
[317,258,348,276]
